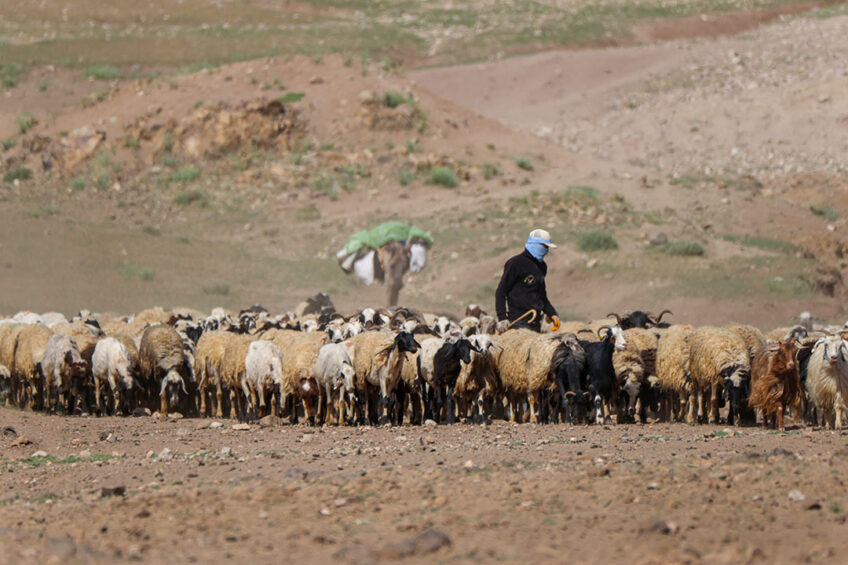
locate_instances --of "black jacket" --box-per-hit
[495,249,558,325]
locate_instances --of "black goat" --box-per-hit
[579,326,626,424]
[423,338,479,424]
[545,341,589,424]
[608,310,672,330]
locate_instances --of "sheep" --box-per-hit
[221,333,257,420]
[12,324,54,410]
[494,329,585,424]
[138,325,194,415]
[655,325,695,423]
[454,334,502,424]
[263,329,327,423]
[0,323,27,406]
[607,310,673,330]
[0,363,10,406]
[92,337,139,415]
[749,339,801,430]
[805,335,848,429]
[688,327,750,425]
[313,342,357,425]
[613,339,647,423]
[352,330,420,425]
[41,333,89,414]
[619,327,662,421]
[579,325,627,424]
[244,340,284,419]
[398,349,423,425]
[195,330,241,418]
[424,337,479,423]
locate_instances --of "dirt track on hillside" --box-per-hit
[2,407,848,564]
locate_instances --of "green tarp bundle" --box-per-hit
[341,222,433,255]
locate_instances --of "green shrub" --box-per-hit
[310,176,338,200]
[296,204,321,222]
[161,154,178,168]
[94,173,111,190]
[429,166,458,188]
[141,224,161,236]
[123,135,140,150]
[1,138,15,151]
[515,156,533,171]
[397,169,416,186]
[69,177,86,191]
[278,92,305,103]
[406,139,420,153]
[17,112,35,134]
[661,240,705,256]
[138,267,155,281]
[174,189,207,205]
[168,166,201,183]
[482,163,501,180]
[578,230,618,251]
[0,64,22,88]
[86,65,120,80]
[4,167,32,183]
[810,203,839,222]
[385,91,413,108]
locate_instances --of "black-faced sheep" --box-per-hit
[352,330,419,425]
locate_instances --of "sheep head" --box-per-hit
[160,369,187,410]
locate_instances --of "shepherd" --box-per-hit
[495,228,561,333]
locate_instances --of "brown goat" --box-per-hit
[749,340,801,430]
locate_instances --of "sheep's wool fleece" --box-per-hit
[688,327,749,387]
[805,338,848,414]
[13,324,54,379]
[494,329,573,393]
[656,325,694,393]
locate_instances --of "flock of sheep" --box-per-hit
[1,298,846,431]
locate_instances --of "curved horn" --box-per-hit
[606,312,622,325]
[653,309,673,324]
[597,325,612,339]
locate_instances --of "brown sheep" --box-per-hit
[194,330,240,418]
[749,339,801,430]
[0,323,27,406]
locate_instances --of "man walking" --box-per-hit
[495,228,561,333]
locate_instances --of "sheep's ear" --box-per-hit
[64,351,73,365]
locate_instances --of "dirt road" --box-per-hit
[1,407,847,564]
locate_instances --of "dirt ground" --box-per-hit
[2,407,848,564]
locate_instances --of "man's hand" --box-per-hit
[551,315,561,331]
[496,320,509,334]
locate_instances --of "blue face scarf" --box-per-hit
[525,237,550,261]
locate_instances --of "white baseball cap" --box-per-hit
[529,228,557,248]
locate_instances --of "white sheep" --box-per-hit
[92,337,138,415]
[806,335,848,429]
[41,333,88,414]
[244,340,284,418]
[313,342,357,425]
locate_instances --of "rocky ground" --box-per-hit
[2,407,848,564]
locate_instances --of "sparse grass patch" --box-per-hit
[4,167,32,183]
[202,282,230,296]
[310,176,338,200]
[721,234,798,254]
[406,139,421,153]
[578,230,618,251]
[515,156,533,171]
[37,79,49,92]
[669,171,717,189]
[810,203,839,222]
[69,177,86,191]
[168,166,201,183]
[119,264,155,281]
[385,91,414,108]
[565,185,599,203]
[428,166,458,188]
[659,240,705,256]
[1,138,15,151]
[16,112,35,134]
[161,154,178,168]
[482,163,501,180]
[766,276,811,296]
[24,204,58,218]
[0,64,22,88]
[397,169,416,186]
[94,172,111,190]
[141,224,161,236]
[296,204,321,222]
[174,189,208,206]
[123,135,140,150]
[278,92,306,103]
[86,65,120,80]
